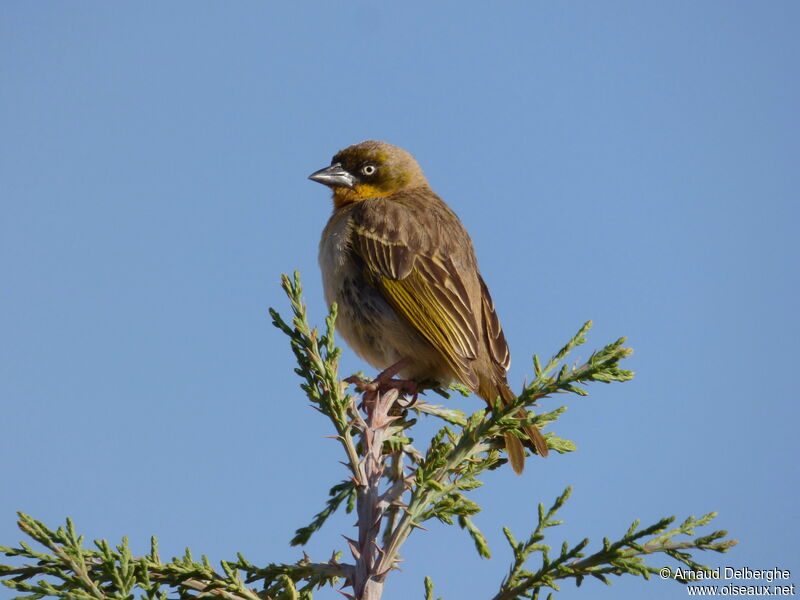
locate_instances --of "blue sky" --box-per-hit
[1,2,798,599]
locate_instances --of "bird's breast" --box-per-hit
[318,211,355,305]
[318,211,446,379]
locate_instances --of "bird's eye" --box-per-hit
[361,164,377,176]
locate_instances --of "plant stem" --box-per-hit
[350,388,399,600]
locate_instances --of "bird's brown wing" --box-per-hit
[350,199,481,389]
[478,275,511,373]
[351,198,548,468]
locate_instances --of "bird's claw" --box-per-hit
[345,361,420,408]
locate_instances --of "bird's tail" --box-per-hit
[479,377,549,475]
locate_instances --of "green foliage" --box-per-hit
[291,480,356,547]
[492,489,736,600]
[0,512,348,599]
[0,271,737,600]
[424,576,442,600]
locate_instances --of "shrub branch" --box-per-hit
[0,270,736,600]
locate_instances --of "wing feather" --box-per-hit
[479,276,511,371]
[350,201,480,387]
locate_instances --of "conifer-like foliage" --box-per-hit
[1,272,736,600]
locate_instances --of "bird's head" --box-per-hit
[309,141,427,208]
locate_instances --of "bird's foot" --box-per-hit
[345,360,420,408]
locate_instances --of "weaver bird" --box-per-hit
[309,141,548,473]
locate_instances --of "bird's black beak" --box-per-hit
[308,163,356,189]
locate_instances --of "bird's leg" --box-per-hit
[374,359,408,381]
[372,359,420,402]
[344,359,420,407]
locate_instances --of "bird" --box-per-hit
[309,140,548,473]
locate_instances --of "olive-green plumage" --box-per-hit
[310,141,548,473]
